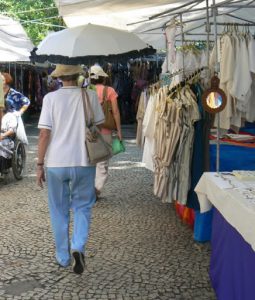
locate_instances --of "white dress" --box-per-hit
[142,94,156,171]
[217,34,235,130]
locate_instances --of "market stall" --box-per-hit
[44,1,255,298]
[0,14,35,122]
[195,172,255,300]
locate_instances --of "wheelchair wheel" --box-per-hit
[12,141,26,180]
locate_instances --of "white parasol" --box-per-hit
[31,23,155,65]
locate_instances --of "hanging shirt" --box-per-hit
[5,88,30,112]
[217,34,235,130]
[248,36,255,73]
[230,36,252,101]
[142,93,157,171]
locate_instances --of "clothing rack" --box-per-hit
[176,39,214,43]
[167,67,206,95]
[209,22,255,26]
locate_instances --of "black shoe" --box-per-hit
[72,251,85,274]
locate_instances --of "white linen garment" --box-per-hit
[142,93,157,171]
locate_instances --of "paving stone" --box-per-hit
[0,120,216,300]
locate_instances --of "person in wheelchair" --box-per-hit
[1,72,29,145]
[0,102,17,172]
[1,72,30,116]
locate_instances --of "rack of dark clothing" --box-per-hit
[0,62,48,114]
[102,60,162,124]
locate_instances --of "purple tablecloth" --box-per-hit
[210,209,255,300]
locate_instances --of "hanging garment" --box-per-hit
[136,91,147,147]
[211,31,255,130]
[217,34,235,130]
[154,100,182,201]
[248,36,255,73]
[230,36,252,102]
[165,21,176,70]
[246,73,255,122]
[140,70,207,206]
[142,93,157,171]
[175,87,200,204]
[187,83,212,210]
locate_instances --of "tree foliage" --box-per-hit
[0,0,64,45]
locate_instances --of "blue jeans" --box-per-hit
[46,166,96,267]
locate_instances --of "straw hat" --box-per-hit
[51,64,83,77]
[90,65,108,79]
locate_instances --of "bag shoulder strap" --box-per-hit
[81,88,94,126]
[102,86,108,103]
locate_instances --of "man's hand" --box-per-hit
[36,166,45,188]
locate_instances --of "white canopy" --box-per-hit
[55,0,255,49]
[0,15,34,62]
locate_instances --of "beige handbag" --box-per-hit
[81,89,112,164]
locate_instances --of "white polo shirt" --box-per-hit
[38,87,105,167]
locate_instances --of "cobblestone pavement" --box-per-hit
[0,118,216,300]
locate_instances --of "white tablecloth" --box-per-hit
[195,172,255,251]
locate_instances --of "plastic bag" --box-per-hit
[16,116,28,145]
[112,138,125,155]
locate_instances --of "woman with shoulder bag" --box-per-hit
[90,65,122,199]
[37,64,105,274]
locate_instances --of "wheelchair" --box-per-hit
[0,138,26,181]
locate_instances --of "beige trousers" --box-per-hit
[95,134,112,192]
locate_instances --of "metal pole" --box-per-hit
[149,0,202,20]
[132,0,255,31]
[14,63,17,89]
[215,4,255,8]
[206,0,211,69]
[165,31,169,72]
[21,64,23,93]
[212,0,220,173]
[211,0,237,7]
[225,13,255,24]
[180,13,185,78]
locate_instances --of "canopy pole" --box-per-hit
[14,63,17,89]
[165,30,169,72]
[212,0,220,173]
[180,13,185,78]
[206,0,211,69]
[21,64,24,93]
[149,0,201,20]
